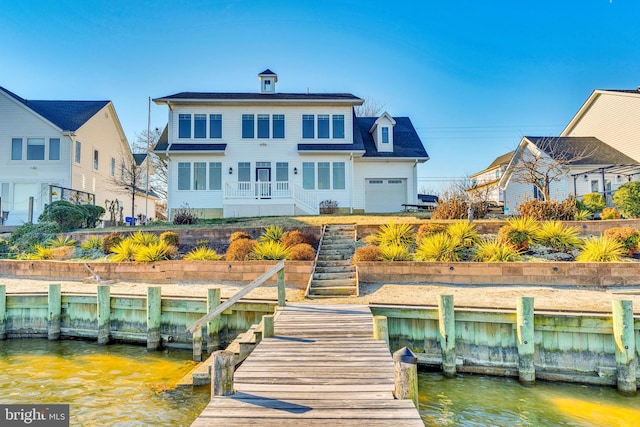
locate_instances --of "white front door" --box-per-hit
[256,168,271,198]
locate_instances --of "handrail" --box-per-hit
[186,260,285,334]
[305,224,326,297]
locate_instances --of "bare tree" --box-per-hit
[354,97,385,117]
[110,152,146,225]
[134,128,167,200]
[510,137,594,201]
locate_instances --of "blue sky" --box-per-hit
[2,0,639,192]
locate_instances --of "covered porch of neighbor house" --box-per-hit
[570,164,640,207]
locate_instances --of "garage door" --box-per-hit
[365,179,407,213]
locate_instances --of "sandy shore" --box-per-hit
[2,277,639,314]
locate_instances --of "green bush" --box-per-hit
[414,233,462,262]
[535,221,581,250]
[379,244,412,261]
[259,225,285,243]
[184,246,223,261]
[49,236,76,247]
[39,201,87,232]
[80,236,104,251]
[109,239,141,262]
[581,193,606,214]
[446,220,479,248]
[474,238,522,262]
[0,238,12,259]
[83,204,106,228]
[133,241,171,262]
[160,231,180,247]
[101,232,124,254]
[498,217,540,250]
[613,181,640,218]
[576,236,626,262]
[375,222,415,249]
[9,222,61,253]
[600,207,621,220]
[252,240,291,260]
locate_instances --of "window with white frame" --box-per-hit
[194,162,206,190]
[276,162,288,182]
[302,115,314,139]
[590,180,599,193]
[179,114,191,138]
[49,138,60,160]
[238,162,251,182]
[194,114,206,139]
[11,138,22,160]
[273,114,285,138]
[178,162,191,190]
[303,162,315,189]
[333,162,345,189]
[317,115,330,139]
[111,157,115,177]
[75,141,82,163]
[209,162,222,190]
[93,150,99,170]
[257,114,270,138]
[27,138,45,160]
[318,162,330,189]
[381,127,389,143]
[209,114,222,138]
[242,114,254,139]
[333,115,344,139]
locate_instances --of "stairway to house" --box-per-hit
[307,224,358,298]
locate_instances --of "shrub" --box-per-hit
[380,244,412,261]
[603,227,640,255]
[49,236,76,247]
[225,239,257,261]
[289,243,316,261]
[172,204,198,225]
[49,246,76,260]
[353,245,382,263]
[446,220,479,248]
[259,225,285,243]
[28,244,54,260]
[160,231,180,247]
[576,236,626,262]
[498,217,540,250]
[133,241,171,262]
[581,193,606,214]
[129,231,160,246]
[414,233,462,262]
[613,181,640,218]
[0,239,12,259]
[109,239,141,262]
[319,199,339,214]
[83,204,106,228]
[574,209,592,221]
[518,198,576,221]
[9,222,61,253]
[432,197,467,220]
[184,246,223,261]
[535,221,581,250]
[416,223,447,244]
[375,222,415,249]
[474,238,522,262]
[601,207,621,220]
[80,236,103,251]
[101,232,124,254]
[229,231,252,243]
[252,240,291,260]
[38,201,87,232]
[281,230,306,248]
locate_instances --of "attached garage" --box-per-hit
[365,178,407,213]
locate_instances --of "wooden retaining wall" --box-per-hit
[0,260,313,289]
[0,284,274,350]
[372,297,639,390]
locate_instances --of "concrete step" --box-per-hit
[316,259,353,266]
[321,243,354,250]
[313,271,356,281]
[308,286,357,296]
[311,278,356,288]
[315,265,355,274]
[318,254,349,261]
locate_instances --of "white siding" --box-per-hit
[352,160,418,212]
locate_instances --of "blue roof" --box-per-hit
[0,86,109,131]
[356,116,429,158]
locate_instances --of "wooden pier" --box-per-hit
[191,304,423,426]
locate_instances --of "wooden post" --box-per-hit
[96,285,111,345]
[277,267,285,307]
[373,315,389,349]
[207,287,221,353]
[612,299,637,394]
[193,327,203,362]
[516,296,535,384]
[0,284,6,340]
[438,294,456,376]
[147,286,161,350]
[28,196,34,223]
[212,350,235,397]
[263,314,274,338]
[48,284,61,340]
[393,346,419,407]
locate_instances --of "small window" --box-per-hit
[49,138,60,160]
[303,162,315,189]
[381,127,389,144]
[11,138,22,160]
[333,162,345,189]
[276,162,288,182]
[333,115,344,139]
[27,138,45,160]
[111,157,116,177]
[238,162,251,182]
[318,162,330,189]
[178,162,191,190]
[257,114,270,138]
[121,161,125,180]
[75,141,82,163]
[302,115,314,139]
[93,150,99,170]
[194,162,206,190]
[590,180,599,193]
[209,162,222,190]
[194,114,206,139]
[273,114,285,139]
[388,180,402,184]
[178,114,191,139]
[369,180,383,184]
[317,115,329,139]
[209,114,222,139]
[242,114,254,139]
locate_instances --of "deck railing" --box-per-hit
[225,181,292,199]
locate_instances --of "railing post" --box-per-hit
[48,284,61,340]
[147,286,161,350]
[277,266,285,307]
[373,315,389,349]
[212,350,235,397]
[438,294,456,376]
[97,285,111,345]
[516,296,535,384]
[612,299,637,394]
[0,284,6,340]
[193,327,203,362]
[263,314,274,338]
[28,197,34,223]
[207,287,221,353]
[393,346,418,407]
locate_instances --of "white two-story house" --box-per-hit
[466,151,514,206]
[154,70,429,219]
[0,86,154,226]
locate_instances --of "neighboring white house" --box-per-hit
[153,69,429,219]
[466,150,513,205]
[0,86,155,226]
[499,136,638,215]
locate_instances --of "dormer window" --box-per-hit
[258,69,278,94]
[264,79,271,91]
[382,127,389,144]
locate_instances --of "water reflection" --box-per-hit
[0,340,210,426]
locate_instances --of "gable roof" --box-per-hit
[0,86,109,132]
[356,116,428,159]
[524,136,637,165]
[562,88,640,136]
[470,150,515,178]
[154,92,363,104]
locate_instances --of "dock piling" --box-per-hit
[96,285,111,345]
[393,346,419,407]
[612,299,637,394]
[212,350,235,397]
[48,284,61,340]
[277,268,285,307]
[262,314,274,338]
[373,315,389,348]
[516,296,535,384]
[193,327,203,362]
[147,286,161,350]
[438,294,456,376]
[206,288,221,353]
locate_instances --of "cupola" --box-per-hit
[258,69,278,94]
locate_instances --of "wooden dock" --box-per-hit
[191,304,423,426]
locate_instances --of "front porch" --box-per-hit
[223,181,319,217]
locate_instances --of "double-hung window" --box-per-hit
[93,150,99,170]
[110,158,116,176]
[333,115,344,139]
[242,114,254,138]
[257,114,270,138]
[318,162,330,189]
[75,141,82,163]
[273,115,285,138]
[382,127,389,144]
[302,162,315,189]
[209,114,222,138]
[276,162,288,182]
[317,115,329,139]
[178,162,191,190]
[302,115,314,138]
[49,138,60,160]
[194,114,206,138]
[11,138,22,160]
[238,162,251,182]
[333,162,345,189]
[209,162,222,190]
[179,114,191,138]
[27,138,45,160]
[194,162,206,190]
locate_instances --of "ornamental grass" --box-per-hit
[575,236,626,262]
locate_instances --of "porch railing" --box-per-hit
[294,184,319,215]
[225,181,292,199]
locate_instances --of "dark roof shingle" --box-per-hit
[356,117,428,158]
[525,136,638,165]
[154,92,362,102]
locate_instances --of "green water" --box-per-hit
[419,372,640,426]
[0,339,210,426]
